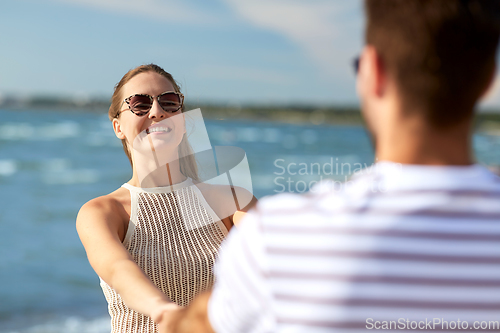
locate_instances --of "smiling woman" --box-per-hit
[76,64,256,333]
[108,66,189,170]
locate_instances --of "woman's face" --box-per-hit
[112,71,185,159]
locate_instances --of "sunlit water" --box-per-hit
[0,108,499,332]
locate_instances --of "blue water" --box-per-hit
[0,108,499,332]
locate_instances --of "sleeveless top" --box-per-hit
[99,178,228,333]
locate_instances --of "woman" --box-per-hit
[77,64,253,332]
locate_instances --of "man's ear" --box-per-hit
[358,45,387,98]
[481,65,498,100]
[112,118,126,140]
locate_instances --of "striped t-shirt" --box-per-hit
[208,162,500,332]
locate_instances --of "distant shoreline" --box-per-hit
[1,102,500,132]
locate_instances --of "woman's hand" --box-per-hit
[155,302,183,333]
[158,292,214,333]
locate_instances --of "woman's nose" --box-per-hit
[148,99,169,119]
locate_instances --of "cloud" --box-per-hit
[50,0,217,25]
[221,0,364,80]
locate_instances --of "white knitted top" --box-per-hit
[100,178,228,333]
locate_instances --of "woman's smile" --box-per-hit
[146,126,173,135]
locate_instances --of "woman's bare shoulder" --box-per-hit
[80,187,128,212]
[194,182,257,212]
[194,182,248,195]
[77,187,130,229]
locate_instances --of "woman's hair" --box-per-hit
[109,64,199,181]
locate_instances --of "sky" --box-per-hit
[1,0,500,109]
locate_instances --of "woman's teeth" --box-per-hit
[146,127,172,134]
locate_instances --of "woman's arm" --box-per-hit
[76,196,180,322]
[219,194,258,229]
[228,189,258,227]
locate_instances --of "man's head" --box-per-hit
[359,0,500,131]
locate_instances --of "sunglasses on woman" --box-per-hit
[120,91,184,116]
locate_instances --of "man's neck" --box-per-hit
[375,116,474,166]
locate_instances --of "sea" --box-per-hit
[0,108,499,333]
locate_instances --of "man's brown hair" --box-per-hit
[365,0,500,127]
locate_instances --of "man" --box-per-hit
[162,0,500,332]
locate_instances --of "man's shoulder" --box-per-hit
[254,179,360,223]
[252,163,500,226]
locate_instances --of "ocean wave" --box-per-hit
[38,159,99,184]
[42,169,99,185]
[0,121,80,141]
[209,126,283,145]
[0,159,17,176]
[2,316,110,333]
